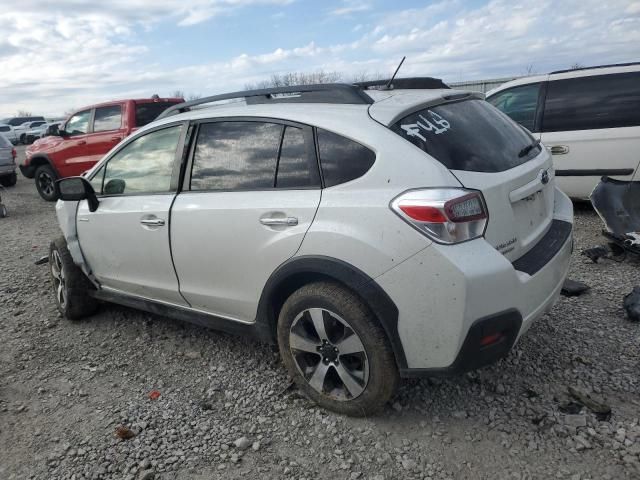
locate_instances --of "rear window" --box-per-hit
[391,99,541,173]
[542,72,640,132]
[135,102,180,127]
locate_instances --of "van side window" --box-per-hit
[317,129,375,187]
[487,83,541,132]
[542,72,640,132]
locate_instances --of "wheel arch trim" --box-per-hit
[256,255,408,370]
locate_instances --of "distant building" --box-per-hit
[448,76,520,94]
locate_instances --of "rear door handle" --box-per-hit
[140,218,165,227]
[549,145,569,155]
[260,217,298,226]
[110,136,122,142]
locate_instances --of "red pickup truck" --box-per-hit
[21,97,183,200]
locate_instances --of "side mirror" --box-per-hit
[56,177,99,212]
[46,124,60,136]
[104,179,125,195]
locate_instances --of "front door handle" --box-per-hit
[260,217,298,226]
[549,145,569,155]
[110,136,122,142]
[76,140,87,146]
[140,218,165,227]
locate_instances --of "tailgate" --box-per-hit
[388,97,555,261]
[453,151,555,261]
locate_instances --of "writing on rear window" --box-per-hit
[400,110,451,141]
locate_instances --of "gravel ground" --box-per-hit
[1,147,639,480]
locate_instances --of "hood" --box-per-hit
[26,135,64,157]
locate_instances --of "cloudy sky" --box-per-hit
[0,0,638,117]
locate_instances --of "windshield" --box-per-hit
[391,99,541,173]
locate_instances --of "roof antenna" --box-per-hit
[385,56,406,90]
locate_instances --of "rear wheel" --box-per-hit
[35,164,58,201]
[49,237,98,320]
[0,172,17,187]
[20,134,27,144]
[277,281,398,416]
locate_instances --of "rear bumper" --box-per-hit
[19,164,35,178]
[377,187,574,373]
[0,165,16,176]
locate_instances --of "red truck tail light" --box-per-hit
[391,188,488,244]
[11,148,16,162]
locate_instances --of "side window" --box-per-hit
[276,126,320,188]
[317,129,375,187]
[190,122,281,191]
[93,105,122,132]
[89,164,105,193]
[102,125,182,195]
[65,110,91,136]
[0,126,9,132]
[542,72,640,132]
[487,83,541,132]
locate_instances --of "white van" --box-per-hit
[486,63,640,200]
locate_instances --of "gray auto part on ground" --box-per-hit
[590,172,640,255]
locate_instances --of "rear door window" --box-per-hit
[94,105,123,132]
[135,102,180,127]
[391,99,541,173]
[542,72,640,132]
[276,126,320,188]
[190,122,281,191]
[487,83,541,131]
[317,129,375,187]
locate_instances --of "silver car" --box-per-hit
[0,133,17,187]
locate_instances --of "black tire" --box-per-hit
[35,164,58,201]
[277,281,399,416]
[49,236,98,320]
[20,134,27,145]
[0,172,17,187]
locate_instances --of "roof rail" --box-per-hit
[549,61,640,75]
[156,84,374,120]
[356,77,450,90]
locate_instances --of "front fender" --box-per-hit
[55,200,98,287]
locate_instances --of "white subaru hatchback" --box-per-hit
[51,79,573,415]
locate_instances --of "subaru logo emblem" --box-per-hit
[541,170,549,185]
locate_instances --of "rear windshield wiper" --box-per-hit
[518,138,541,158]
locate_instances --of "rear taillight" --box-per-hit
[391,188,488,244]
[11,148,16,162]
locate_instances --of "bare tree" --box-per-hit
[245,70,343,90]
[523,63,536,76]
[16,109,33,117]
[171,90,185,99]
[570,62,585,70]
[186,93,202,101]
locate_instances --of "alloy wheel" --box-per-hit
[50,249,67,309]
[289,308,369,401]
[38,171,55,197]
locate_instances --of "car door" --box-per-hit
[539,71,640,199]
[77,123,188,304]
[171,119,322,322]
[56,109,92,177]
[87,104,126,165]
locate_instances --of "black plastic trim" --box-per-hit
[355,77,449,90]
[549,61,640,75]
[555,169,634,177]
[399,309,522,377]
[255,255,407,369]
[512,219,572,275]
[92,289,272,342]
[20,154,58,179]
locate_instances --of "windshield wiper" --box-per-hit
[518,138,541,158]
